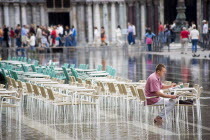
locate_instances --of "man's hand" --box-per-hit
[170,95,179,99]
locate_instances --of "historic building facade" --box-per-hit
[0,0,209,43]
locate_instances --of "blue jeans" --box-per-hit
[147,44,152,51]
[128,32,134,45]
[30,45,35,51]
[192,39,198,53]
[0,37,3,45]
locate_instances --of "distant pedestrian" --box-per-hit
[145,28,155,51]
[202,20,208,51]
[101,27,107,46]
[93,27,100,46]
[127,23,134,45]
[190,26,200,57]
[180,27,189,54]
[116,25,122,46]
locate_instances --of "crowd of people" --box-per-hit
[145,20,210,57]
[0,24,77,56]
[0,20,209,56]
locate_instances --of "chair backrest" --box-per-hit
[94,86,101,95]
[28,58,32,64]
[26,83,33,94]
[137,88,146,101]
[62,67,70,81]
[77,78,83,84]
[39,86,47,98]
[193,84,199,91]
[130,86,138,97]
[17,80,24,89]
[6,77,12,86]
[117,84,124,95]
[121,84,127,95]
[0,84,5,89]
[34,60,39,66]
[47,88,55,101]
[85,80,92,85]
[70,64,75,68]
[11,78,18,88]
[23,57,27,62]
[97,65,102,71]
[10,70,18,80]
[32,84,40,96]
[110,83,116,93]
[70,68,79,79]
[17,88,23,98]
[110,69,116,77]
[197,87,203,98]
[99,82,105,92]
[1,69,6,77]
[139,80,146,83]
[63,63,69,68]
[107,83,112,93]
[31,65,37,72]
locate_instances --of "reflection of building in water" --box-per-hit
[190,59,200,84]
[0,0,207,44]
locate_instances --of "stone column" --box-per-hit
[119,2,126,29]
[103,2,109,42]
[135,2,140,40]
[0,5,3,27]
[154,0,159,34]
[3,3,9,26]
[197,0,202,32]
[146,0,153,30]
[21,3,27,25]
[159,0,164,24]
[111,2,116,42]
[77,3,85,43]
[203,0,208,20]
[14,3,21,26]
[93,3,101,35]
[40,4,45,25]
[87,3,93,43]
[140,0,146,40]
[71,3,77,29]
[128,2,134,24]
[32,4,36,25]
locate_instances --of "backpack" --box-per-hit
[146,37,153,44]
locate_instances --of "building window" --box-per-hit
[63,0,70,8]
[55,0,62,8]
[46,0,70,8]
[46,0,53,8]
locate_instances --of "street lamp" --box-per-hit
[174,0,186,42]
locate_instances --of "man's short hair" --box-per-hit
[156,64,166,72]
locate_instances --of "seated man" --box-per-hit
[145,64,178,123]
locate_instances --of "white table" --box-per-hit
[75,68,97,72]
[45,84,85,90]
[28,74,50,78]
[170,87,197,93]
[89,73,109,77]
[87,71,106,74]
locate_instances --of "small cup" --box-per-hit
[180,84,184,88]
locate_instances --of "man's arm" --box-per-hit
[155,91,177,99]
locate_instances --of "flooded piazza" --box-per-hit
[0,46,210,140]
